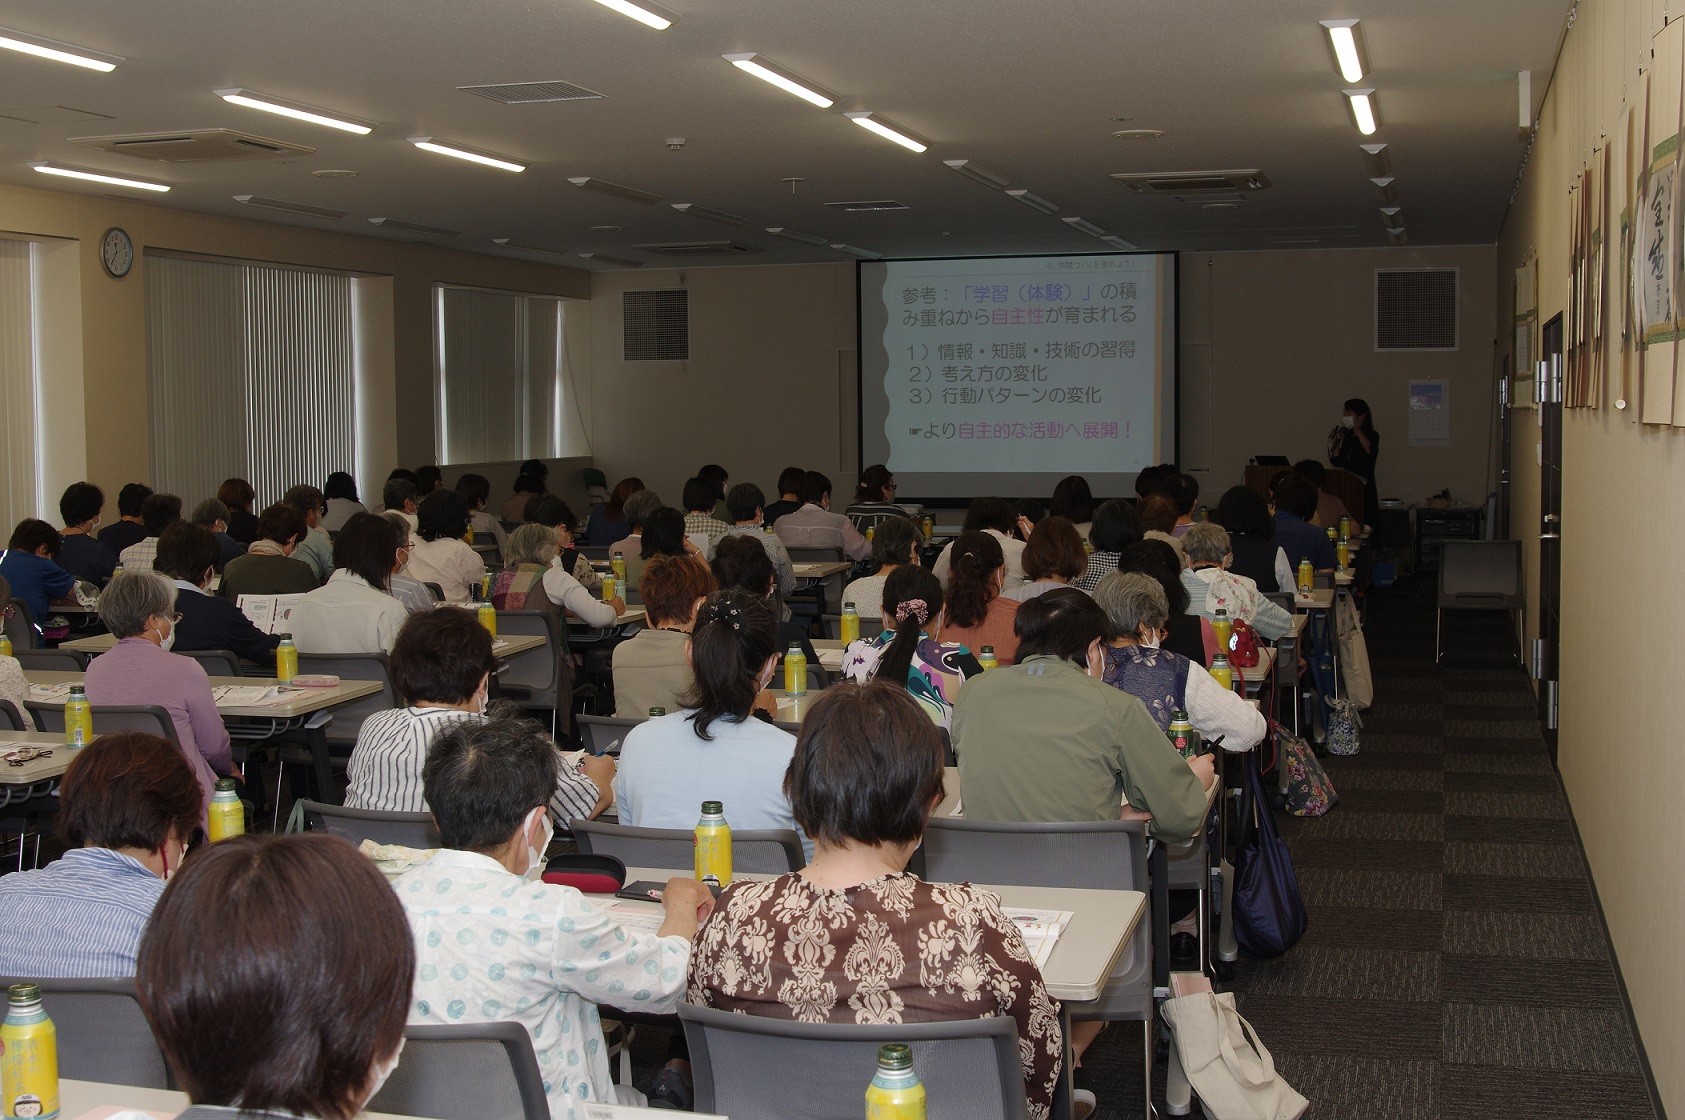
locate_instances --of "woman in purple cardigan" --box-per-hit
[85,570,236,812]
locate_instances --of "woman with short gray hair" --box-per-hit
[491,522,621,629]
[1093,571,1265,747]
[85,570,236,814]
[1178,522,1293,641]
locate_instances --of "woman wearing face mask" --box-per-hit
[1092,571,1265,748]
[344,606,612,822]
[138,833,415,1120]
[1327,396,1380,521]
[86,570,236,815]
[614,589,810,858]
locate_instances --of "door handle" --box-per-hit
[1543,514,1560,523]
[1540,533,1561,540]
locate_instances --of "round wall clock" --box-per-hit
[101,227,133,278]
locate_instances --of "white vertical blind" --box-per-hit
[0,240,39,532]
[147,256,249,507]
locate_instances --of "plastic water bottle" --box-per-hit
[276,634,298,683]
[784,643,807,695]
[864,1043,924,1120]
[207,778,245,842]
[840,602,860,645]
[694,801,732,887]
[1,983,58,1120]
[64,686,91,747]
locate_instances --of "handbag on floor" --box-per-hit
[1324,697,1363,756]
[1334,592,1373,709]
[1274,721,1338,817]
[1161,989,1309,1120]
[1232,757,1307,959]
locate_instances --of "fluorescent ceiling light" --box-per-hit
[1098,236,1138,251]
[829,243,882,259]
[1371,176,1397,204]
[409,136,525,172]
[721,53,836,109]
[492,239,569,256]
[234,195,345,219]
[1360,143,1390,176]
[578,252,643,268]
[1379,206,1404,229]
[216,89,374,135]
[672,203,747,227]
[1385,227,1408,244]
[0,26,122,72]
[568,176,660,205]
[29,161,168,192]
[582,0,678,30]
[368,217,460,236]
[1006,189,1059,214]
[1319,19,1367,83]
[844,112,929,153]
[1062,216,1107,237]
[944,159,1008,189]
[765,226,830,246]
[1344,89,1379,136]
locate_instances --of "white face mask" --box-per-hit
[153,622,175,653]
[1139,628,1161,649]
[1340,414,1356,429]
[523,808,554,882]
[367,1038,405,1101]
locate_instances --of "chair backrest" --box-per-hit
[1439,539,1523,605]
[577,713,643,755]
[366,1022,549,1120]
[298,799,441,848]
[5,599,39,651]
[577,544,610,562]
[0,698,25,731]
[787,547,845,565]
[422,582,446,601]
[572,818,806,872]
[181,648,242,677]
[28,703,179,746]
[295,653,397,745]
[13,648,86,673]
[496,610,566,697]
[0,976,169,1088]
[679,1003,1027,1120]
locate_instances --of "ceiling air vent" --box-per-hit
[1112,170,1270,194]
[72,129,315,162]
[459,80,605,104]
[624,289,689,362]
[631,241,759,255]
[1376,268,1458,351]
[825,200,910,212]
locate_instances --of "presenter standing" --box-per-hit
[1328,397,1379,521]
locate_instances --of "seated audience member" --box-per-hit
[1015,497,1046,530]
[843,565,981,728]
[217,502,317,600]
[1049,474,1097,541]
[698,462,731,521]
[0,519,75,623]
[137,833,413,1120]
[1139,493,1186,559]
[760,466,805,527]
[217,478,258,544]
[1003,515,1088,602]
[1165,472,1200,536]
[1075,499,1143,593]
[402,489,486,603]
[844,464,911,535]
[841,514,920,621]
[288,513,409,654]
[320,471,367,532]
[584,475,642,546]
[455,472,509,555]
[118,492,183,572]
[1213,485,1292,595]
[689,682,1063,1120]
[1293,458,1361,533]
[381,476,421,532]
[608,488,665,591]
[721,483,795,599]
[87,571,236,810]
[771,471,871,562]
[57,481,117,587]
[1094,572,1266,747]
[612,554,716,717]
[616,590,806,850]
[1179,522,1293,641]
[641,507,700,564]
[156,522,280,671]
[932,496,1028,585]
[492,522,623,627]
[346,608,609,820]
[1271,471,1337,572]
[99,482,153,555]
[502,458,549,524]
[934,531,1022,665]
[0,578,34,727]
[710,534,815,663]
[190,498,244,570]
[414,465,444,493]
[1119,539,1206,664]
[283,485,335,583]
[382,513,437,614]
[397,717,710,1117]
[0,731,199,977]
[682,477,728,559]
[528,497,602,592]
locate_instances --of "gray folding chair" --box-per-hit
[679,1003,1028,1120]
[295,799,441,848]
[919,816,1157,1119]
[572,818,806,872]
[14,648,87,672]
[4,599,40,651]
[0,699,25,731]
[27,703,178,745]
[181,648,242,678]
[366,1022,548,1120]
[294,652,397,746]
[786,546,845,630]
[496,610,570,737]
[577,713,644,756]
[0,976,169,1089]
[1436,539,1524,663]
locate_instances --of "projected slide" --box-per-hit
[859,253,1176,499]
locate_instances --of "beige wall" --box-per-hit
[0,179,590,510]
[1498,0,1682,1110]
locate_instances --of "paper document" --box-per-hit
[237,593,305,635]
[211,685,282,706]
[584,1104,726,1119]
[816,647,846,670]
[27,684,71,703]
[600,903,668,933]
[1001,907,1074,970]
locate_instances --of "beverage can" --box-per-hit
[865,526,874,542]
[477,602,497,637]
[1326,525,1337,541]
[977,646,998,671]
[694,801,732,887]
[1209,654,1234,691]
[1297,559,1313,595]
[1166,709,1196,759]
[275,635,298,683]
[0,633,11,659]
[1338,515,1351,542]
[784,643,807,695]
[481,573,493,601]
[648,707,666,717]
[63,687,91,748]
[865,1043,925,1120]
[1,984,58,1120]
[1210,608,1233,655]
[207,778,245,842]
[465,526,474,545]
[1336,541,1350,569]
[840,603,860,645]
[921,515,934,538]
[602,575,617,603]
[611,552,626,582]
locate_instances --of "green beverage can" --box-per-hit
[864,1043,925,1120]
[648,707,666,717]
[63,686,91,748]
[1,983,58,1120]
[694,801,732,887]
[1166,709,1196,759]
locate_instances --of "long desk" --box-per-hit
[61,632,541,660]
[60,1079,439,1120]
[0,732,82,807]
[24,670,382,720]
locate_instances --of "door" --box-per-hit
[1537,315,1563,761]
[1497,356,1512,540]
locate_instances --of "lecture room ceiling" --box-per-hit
[0,0,1570,269]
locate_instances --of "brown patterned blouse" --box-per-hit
[687,871,1064,1119]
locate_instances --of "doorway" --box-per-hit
[1537,314,1563,762]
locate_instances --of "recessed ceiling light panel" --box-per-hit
[0,26,122,72]
[215,89,375,135]
[721,53,836,108]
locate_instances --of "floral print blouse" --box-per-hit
[841,631,984,728]
[687,871,1063,1120]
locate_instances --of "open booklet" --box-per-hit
[236,593,304,635]
[1001,907,1075,970]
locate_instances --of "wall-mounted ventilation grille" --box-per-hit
[623,289,689,362]
[458,80,605,104]
[1376,268,1458,350]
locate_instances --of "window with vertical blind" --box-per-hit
[0,239,43,533]
[433,285,588,465]
[147,255,359,506]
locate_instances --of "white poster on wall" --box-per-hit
[1408,379,1451,446]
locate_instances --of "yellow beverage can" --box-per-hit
[865,1044,924,1120]
[206,779,245,842]
[1209,655,1234,691]
[840,604,860,646]
[694,802,732,887]
[602,575,617,603]
[1,984,58,1120]
[783,645,807,695]
[63,689,91,748]
[275,636,298,683]
[477,602,497,637]
[1211,612,1233,655]
[1336,541,1350,569]
[977,646,998,671]
[0,634,11,658]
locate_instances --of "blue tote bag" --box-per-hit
[1232,756,1308,959]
